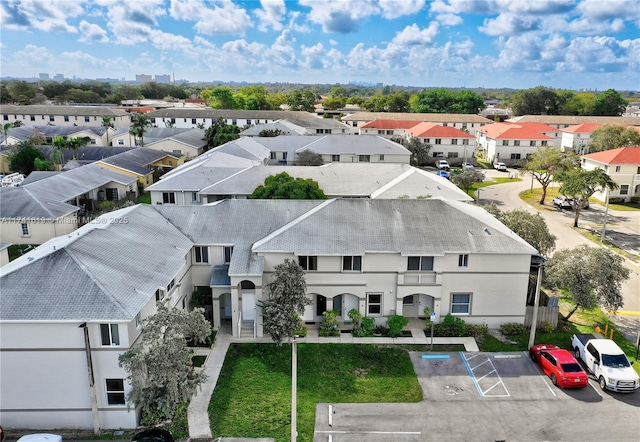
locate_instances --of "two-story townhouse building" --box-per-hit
[358,119,423,137]
[0,105,130,128]
[145,109,320,129]
[476,122,556,164]
[95,147,184,188]
[0,205,194,430]
[341,112,493,136]
[240,117,351,136]
[560,123,603,154]
[3,126,110,147]
[405,122,476,165]
[581,147,640,202]
[508,115,640,130]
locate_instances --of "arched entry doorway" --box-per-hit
[403,294,434,318]
[240,280,256,321]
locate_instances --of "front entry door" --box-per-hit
[242,293,255,320]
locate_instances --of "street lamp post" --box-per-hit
[528,256,546,350]
[291,335,298,442]
[601,187,611,242]
[476,189,482,205]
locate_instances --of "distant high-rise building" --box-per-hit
[155,74,171,84]
[136,74,153,83]
[53,74,64,82]
[39,73,50,80]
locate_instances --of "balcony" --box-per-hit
[399,272,437,285]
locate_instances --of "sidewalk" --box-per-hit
[187,325,478,439]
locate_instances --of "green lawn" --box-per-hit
[209,343,422,442]
[137,193,151,204]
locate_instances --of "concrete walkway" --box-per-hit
[187,325,478,439]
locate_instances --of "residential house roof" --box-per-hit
[145,108,319,120]
[476,122,554,140]
[0,105,128,117]
[407,122,475,138]
[239,121,302,136]
[20,171,59,185]
[97,147,182,175]
[360,119,423,129]
[198,163,472,201]
[342,112,493,124]
[0,145,131,163]
[0,186,77,219]
[581,147,640,165]
[289,135,410,155]
[508,115,640,127]
[6,125,107,141]
[561,123,603,134]
[0,205,193,321]
[144,128,207,149]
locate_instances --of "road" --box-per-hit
[478,169,640,342]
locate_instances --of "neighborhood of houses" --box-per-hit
[0,103,639,430]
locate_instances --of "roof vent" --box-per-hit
[484,227,491,235]
[27,257,34,262]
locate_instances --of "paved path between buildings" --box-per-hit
[187,326,478,439]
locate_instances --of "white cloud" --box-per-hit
[391,23,439,46]
[329,39,339,46]
[299,0,380,33]
[255,0,286,32]
[78,20,109,43]
[266,29,299,67]
[0,0,85,32]
[301,42,329,69]
[170,0,252,35]
[379,0,425,19]
[479,13,541,36]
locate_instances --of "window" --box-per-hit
[183,118,187,122]
[20,223,30,237]
[100,324,120,346]
[451,139,458,145]
[155,289,164,302]
[2,115,7,120]
[510,153,521,159]
[298,256,318,271]
[84,116,90,122]
[194,246,209,263]
[451,294,471,314]
[432,152,444,157]
[620,185,629,195]
[637,166,640,174]
[105,188,118,201]
[223,246,233,263]
[64,115,69,122]
[502,140,509,146]
[90,139,96,145]
[463,139,469,145]
[541,141,548,146]
[106,379,125,405]
[343,256,362,271]
[135,312,141,328]
[270,152,277,160]
[247,119,252,125]
[118,139,124,145]
[403,295,414,305]
[359,155,370,162]
[514,140,520,146]
[30,115,36,121]
[162,192,176,204]
[167,278,175,292]
[447,152,459,158]
[458,254,469,267]
[529,140,536,146]
[48,115,54,122]
[282,152,288,161]
[462,123,467,129]
[442,123,448,127]
[379,154,385,161]
[615,166,621,172]
[192,118,197,124]
[367,293,382,315]
[386,130,393,135]
[331,154,340,162]
[435,139,442,145]
[424,138,430,143]
[232,119,237,125]
[407,256,433,271]
[192,192,199,202]
[378,130,385,135]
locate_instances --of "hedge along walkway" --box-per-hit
[187,326,479,440]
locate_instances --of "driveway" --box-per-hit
[478,169,640,341]
[314,351,640,441]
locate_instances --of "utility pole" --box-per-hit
[80,322,101,435]
[528,257,546,349]
[291,335,298,442]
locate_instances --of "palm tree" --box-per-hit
[51,135,69,165]
[129,113,152,147]
[101,116,114,146]
[2,123,13,141]
[67,136,90,160]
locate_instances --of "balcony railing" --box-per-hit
[400,272,437,285]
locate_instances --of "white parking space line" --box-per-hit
[316,431,422,435]
[461,352,510,397]
[526,351,558,397]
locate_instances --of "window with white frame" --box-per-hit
[331,154,340,162]
[223,246,233,263]
[620,185,629,195]
[105,379,126,405]
[359,155,370,162]
[298,256,318,271]
[514,140,520,146]
[529,140,536,146]
[283,152,288,160]
[403,295,414,305]
[510,153,521,159]
[194,246,209,263]
[432,152,444,157]
[435,139,442,144]
[458,254,469,267]
[167,278,175,292]
[448,152,459,158]
[118,139,124,145]
[342,256,362,272]
[135,312,141,328]
[162,192,176,204]
[270,152,277,160]
[407,256,434,271]
[49,115,55,122]
[379,154,385,161]
[502,140,509,146]
[451,293,471,314]
[84,116,90,122]
[377,130,385,135]
[20,223,30,237]
[100,324,120,346]
[451,139,458,145]
[367,293,382,315]
[541,141,548,146]
[615,166,621,172]
[192,192,199,202]
[155,289,164,302]
[462,139,469,145]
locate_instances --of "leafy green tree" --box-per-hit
[390,136,431,166]
[52,136,69,164]
[410,88,485,114]
[287,90,318,112]
[386,92,410,112]
[546,245,629,320]
[6,80,38,104]
[295,150,324,166]
[511,86,560,115]
[258,128,287,137]
[259,259,311,344]
[559,92,597,115]
[129,113,153,147]
[9,142,45,175]
[201,86,237,109]
[33,157,52,171]
[523,146,574,204]
[119,303,211,422]
[451,168,486,195]
[593,89,627,116]
[363,94,388,112]
[2,123,13,139]
[322,96,347,110]
[204,120,241,149]
[102,116,114,146]
[250,172,327,199]
[588,125,640,152]
[67,136,90,159]
[555,168,618,227]
[492,208,556,257]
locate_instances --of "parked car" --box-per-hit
[493,162,508,171]
[570,197,590,209]
[552,195,572,209]
[132,429,174,442]
[530,344,589,389]
[436,169,450,179]
[462,163,474,170]
[435,160,450,170]
[16,435,63,442]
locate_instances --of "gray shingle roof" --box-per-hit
[0,205,193,321]
[0,145,131,163]
[0,186,78,219]
[239,121,301,136]
[7,125,106,140]
[341,112,494,123]
[97,147,181,175]
[146,108,319,120]
[0,105,128,117]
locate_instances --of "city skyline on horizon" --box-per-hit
[1,1,639,91]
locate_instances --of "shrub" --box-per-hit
[466,324,489,344]
[373,325,390,336]
[538,321,555,333]
[500,322,526,336]
[387,315,408,338]
[433,313,467,337]
[319,309,339,337]
[348,308,362,328]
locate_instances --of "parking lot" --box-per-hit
[313,351,640,441]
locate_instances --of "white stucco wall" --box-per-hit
[0,215,78,245]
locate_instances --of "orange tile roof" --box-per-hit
[477,122,554,140]
[407,122,474,138]
[561,123,603,133]
[360,119,423,129]
[582,147,640,164]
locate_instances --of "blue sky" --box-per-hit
[1,0,638,90]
